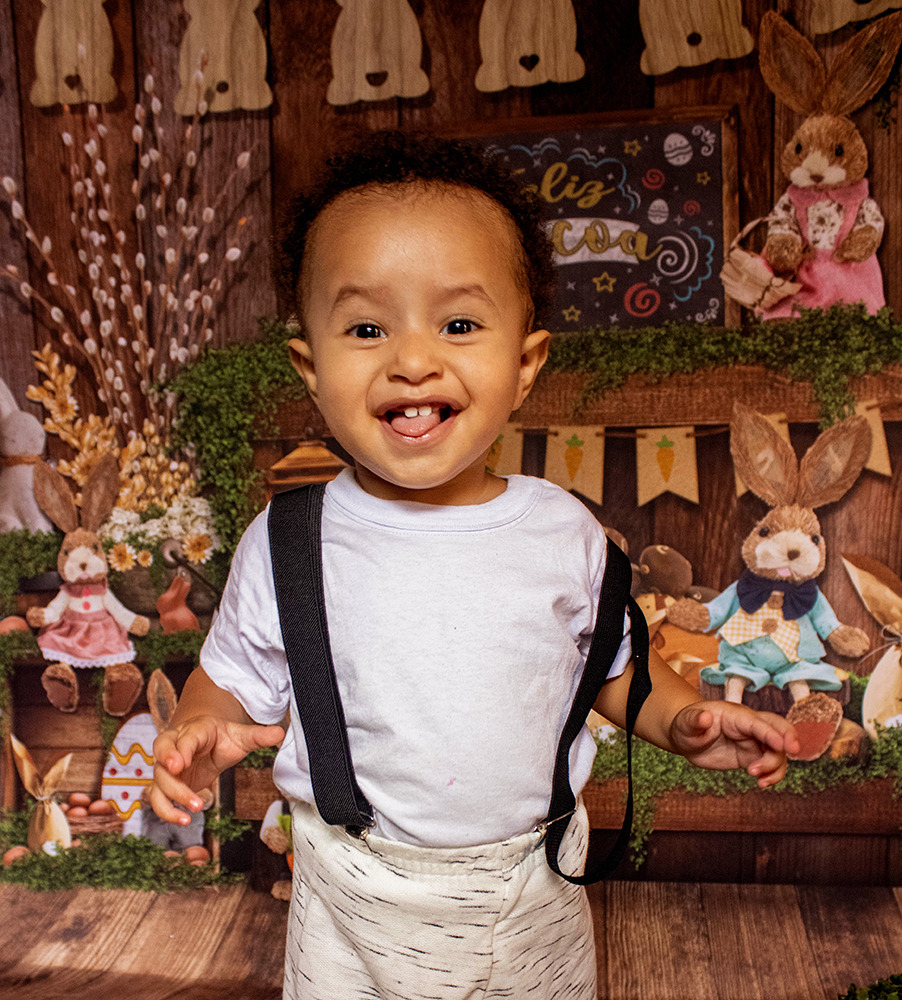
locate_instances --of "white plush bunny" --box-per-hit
[0,379,53,534]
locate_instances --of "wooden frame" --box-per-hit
[456,107,741,330]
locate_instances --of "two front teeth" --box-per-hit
[402,405,437,418]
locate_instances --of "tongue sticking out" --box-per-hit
[388,407,444,438]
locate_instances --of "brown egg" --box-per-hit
[66,806,88,818]
[164,850,181,859]
[3,845,29,866]
[59,802,70,813]
[88,799,113,815]
[183,845,210,863]
[0,616,30,634]
[68,792,91,808]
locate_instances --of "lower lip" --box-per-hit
[380,411,458,446]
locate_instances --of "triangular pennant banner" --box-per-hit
[735,412,790,497]
[637,426,698,506]
[544,425,605,503]
[486,422,523,477]
[855,399,892,477]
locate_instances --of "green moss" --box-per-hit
[0,530,59,615]
[839,975,902,1000]
[203,810,251,843]
[546,304,902,428]
[592,691,902,867]
[239,746,279,769]
[0,829,240,892]
[168,316,306,554]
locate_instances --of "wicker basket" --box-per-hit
[67,812,124,837]
[720,217,802,310]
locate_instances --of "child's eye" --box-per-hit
[348,323,384,339]
[443,319,476,336]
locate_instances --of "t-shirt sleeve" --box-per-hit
[200,509,291,725]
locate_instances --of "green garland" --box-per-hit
[0,530,60,616]
[840,975,902,1000]
[546,304,902,428]
[591,675,902,866]
[168,316,307,554]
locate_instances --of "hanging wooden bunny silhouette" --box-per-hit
[807,0,902,35]
[326,0,429,106]
[475,0,585,92]
[175,0,272,115]
[638,0,753,75]
[30,0,117,107]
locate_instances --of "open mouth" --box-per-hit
[383,403,455,438]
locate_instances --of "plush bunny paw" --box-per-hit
[665,597,710,632]
[834,225,880,263]
[786,692,843,761]
[827,624,870,658]
[41,662,79,712]
[763,233,803,275]
[102,661,144,716]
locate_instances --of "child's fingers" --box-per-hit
[747,748,788,787]
[243,723,285,753]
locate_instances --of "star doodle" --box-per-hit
[562,304,582,322]
[624,139,642,156]
[592,272,616,292]
[696,171,711,185]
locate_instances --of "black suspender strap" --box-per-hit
[268,484,651,881]
[268,483,374,835]
[543,540,652,885]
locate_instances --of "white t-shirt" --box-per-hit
[202,469,631,847]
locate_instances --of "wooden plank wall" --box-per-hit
[1,6,901,662]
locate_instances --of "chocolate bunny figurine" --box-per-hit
[26,453,149,716]
[667,403,872,758]
[756,11,902,318]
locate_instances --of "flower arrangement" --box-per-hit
[0,74,255,481]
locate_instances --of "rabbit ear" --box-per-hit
[42,750,73,795]
[758,11,826,115]
[33,461,79,533]
[821,12,902,116]
[843,552,902,637]
[79,452,120,532]
[730,403,799,507]
[147,669,178,733]
[10,734,39,798]
[796,414,871,508]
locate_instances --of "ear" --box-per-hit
[730,403,799,507]
[289,337,318,400]
[820,11,902,116]
[80,452,120,532]
[33,460,79,533]
[512,328,550,410]
[147,668,178,734]
[796,414,871,508]
[10,734,38,799]
[758,11,825,115]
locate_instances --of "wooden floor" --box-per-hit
[0,880,900,999]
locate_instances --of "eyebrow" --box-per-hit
[330,283,496,309]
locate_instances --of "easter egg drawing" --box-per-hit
[647,198,669,224]
[663,132,693,166]
[101,712,156,836]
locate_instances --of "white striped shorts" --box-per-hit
[283,799,597,999]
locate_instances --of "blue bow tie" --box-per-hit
[736,570,818,621]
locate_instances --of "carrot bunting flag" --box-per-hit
[636,426,698,506]
[544,425,605,503]
[486,422,524,477]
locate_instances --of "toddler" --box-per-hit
[151,130,798,1000]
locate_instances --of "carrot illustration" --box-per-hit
[565,433,584,481]
[656,434,675,481]
[486,433,504,473]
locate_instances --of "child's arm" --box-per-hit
[150,666,285,825]
[594,647,800,788]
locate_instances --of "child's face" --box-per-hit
[290,184,549,505]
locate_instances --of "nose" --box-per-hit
[786,549,800,561]
[387,329,442,384]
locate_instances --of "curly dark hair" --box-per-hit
[273,130,557,330]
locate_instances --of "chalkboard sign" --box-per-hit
[464,108,739,330]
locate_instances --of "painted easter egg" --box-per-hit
[647,198,669,225]
[663,133,693,166]
[101,712,156,836]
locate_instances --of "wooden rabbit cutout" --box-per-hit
[327,0,429,106]
[475,0,585,92]
[30,0,117,107]
[175,0,272,115]
[638,0,753,76]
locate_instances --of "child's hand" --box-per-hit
[670,701,800,788]
[150,716,284,824]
